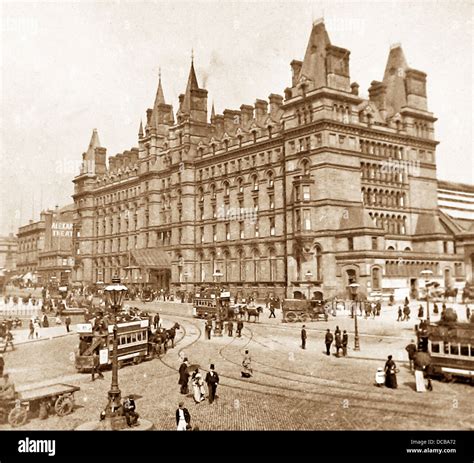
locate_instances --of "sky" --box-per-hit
[0,0,472,235]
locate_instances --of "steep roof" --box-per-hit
[382,44,409,117]
[181,61,200,114]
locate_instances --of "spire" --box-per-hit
[299,18,331,88]
[86,129,101,158]
[382,44,408,117]
[138,120,143,137]
[153,70,166,108]
[181,59,200,114]
[211,101,216,120]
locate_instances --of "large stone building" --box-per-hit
[17,205,75,286]
[72,20,471,300]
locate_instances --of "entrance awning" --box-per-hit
[130,249,171,269]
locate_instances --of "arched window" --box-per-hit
[223,250,231,282]
[210,183,216,200]
[251,174,259,191]
[223,181,230,197]
[267,171,274,188]
[238,249,245,281]
[237,178,244,194]
[301,159,310,176]
[315,245,322,281]
[269,248,277,282]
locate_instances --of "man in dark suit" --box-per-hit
[123,395,139,426]
[301,325,307,350]
[205,364,219,404]
[178,358,190,394]
[176,402,191,431]
[325,329,333,356]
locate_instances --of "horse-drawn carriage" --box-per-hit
[0,383,80,427]
[281,299,328,323]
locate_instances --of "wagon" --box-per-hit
[282,299,328,323]
[0,383,80,427]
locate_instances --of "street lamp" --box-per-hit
[420,269,434,323]
[213,270,224,336]
[305,270,313,300]
[103,276,128,426]
[348,283,360,351]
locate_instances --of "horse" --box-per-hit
[165,322,180,348]
[151,328,168,355]
[244,306,263,322]
[444,287,458,302]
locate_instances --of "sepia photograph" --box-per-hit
[0,0,472,457]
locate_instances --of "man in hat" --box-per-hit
[405,340,417,372]
[178,358,190,395]
[123,395,139,427]
[325,329,333,356]
[176,402,191,431]
[342,330,348,357]
[205,318,212,340]
[205,364,219,404]
[236,319,244,338]
[301,325,307,350]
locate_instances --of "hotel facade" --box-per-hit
[72,20,472,300]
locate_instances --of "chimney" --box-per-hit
[351,82,360,96]
[290,60,302,87]
[255,99,268,126]
[269,94,283,119]
[146,109,153,126]
[223,109,240,135]
[240,104,254,127]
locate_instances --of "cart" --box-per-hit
[0,383,80,427]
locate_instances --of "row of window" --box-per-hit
[118,331,147,346]
[360,162,407,184]
[431,341,473,357]
[199,218,277,243]
[368,213,407,235]
[361,188,406,209]
[94,187,141,206]
[360,140,405,159]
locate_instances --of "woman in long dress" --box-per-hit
[241,350,253,378]
[191,369,205,403]
[384,355,398,389]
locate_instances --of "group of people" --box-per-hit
[301,325,349,357]
[204,318,245,339]
[178,358,220,406]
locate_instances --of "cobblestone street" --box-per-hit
[1,304,472,431]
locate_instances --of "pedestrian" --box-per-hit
[269,298,276,318]
[191,369,206,403]
[205,364,219,404]
[301,325,307,350]
[397,306,403,322]
[176,401,191,431]
[3,330,14,352]
[91,350,104,381]
[178,358,190,395]
[123,395,139,426]
[65,316,71,333]
[227,320,233,337]
[405,340,417,371]
[154,313,160,330]
[418,305,424,319]
[403,305,410,321]
[342,330,348,356]
[325,329,333,356]
[28,319,34,339]
[433,303,439,314]
[335,331,342,357]
[241,350,253,378]
[236,320,243,338]
[205,319,212,340]
[33,319,41,338]
[384,355,398,389]
[0,353,4,376]
[466,306,471,322]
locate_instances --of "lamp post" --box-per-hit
[420,269,433,323]
[213,270,224,336]
[103,276,128,426]
[348,283,360,351]
[305,270,313,300]
[183,271,189,302]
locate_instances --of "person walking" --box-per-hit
[65,316,71,333]
[191,369,206,403]
[205,364,219,404]
[227,320,233,337]
[236,320,243,338]
[405,340,417,372]
[397,307,403,322]
[91,350,104,381]
[301,325,307,350]
[325,329,333,356]
[241,350,252,378]
[418,305,424,319]
[334,331,342,357]
[28,319,34,339]
[269,298,276,318]
[384,355,398,389]
[3,330,14,352]
[205,320,212,340]
[176,402,191,431]
[33,319,41,339]
[342,330,348,357]
[178,358,190,395]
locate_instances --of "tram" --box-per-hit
[417,320,474,382]
[75,318,154,372]
[192,288,231,319]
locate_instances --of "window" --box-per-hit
[199,206,204,221]
[348,237,354,251]
[238,178,244,193]
[303,186,310,201]
[252,175,259,191]
[212,204,217,219]
[268,172,274,188]
[253,197,258,213]
[210,184,216,200]
[269,194,274,210]
[223,182,230,197]
[431,342,440,354]
[443,241,448,254]
[372,237,378,250]
[303,209,311,231]
[295,209,301,231]
[200,226,204,243]
[239,221,244,239]
[225,223,230,240]
[255,222,259,238]
[213,225,217,242]
[270,217,276,236]
[372,267,381,290]
[295,186,301,202]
